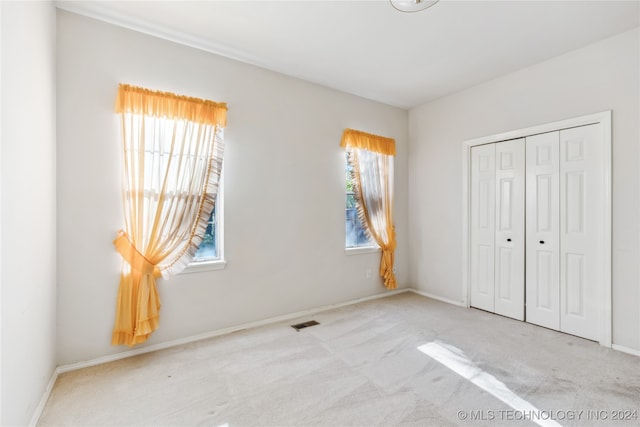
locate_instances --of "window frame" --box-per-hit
[345,245,380,256]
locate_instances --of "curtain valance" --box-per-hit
[340,128,396,156]
[115,84,227,127]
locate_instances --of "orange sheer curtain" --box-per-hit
[112,84,227,346]
[341,129,397,289]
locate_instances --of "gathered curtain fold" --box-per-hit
[341,128,397,290]
[112,84,227,346]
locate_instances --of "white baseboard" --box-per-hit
[408,288,467,307]
[29,367,60,427]
[611,344,640,357]
[57,287,411,374]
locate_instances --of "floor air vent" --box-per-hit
[291,320,319,331]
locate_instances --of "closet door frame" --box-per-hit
[462,111,611,347]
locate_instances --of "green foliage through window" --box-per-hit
[194,198,218,260]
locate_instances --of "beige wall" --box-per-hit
[1,1,57,424]
[408,28,640,352]
[56,11,409,366]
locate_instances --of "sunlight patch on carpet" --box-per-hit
[417,341,561,427]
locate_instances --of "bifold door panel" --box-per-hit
[470,144,496,313]
[494,140,525,321]
[559,124,601,341]
[525,131,560,330]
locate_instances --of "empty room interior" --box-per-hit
[2,0,640,425]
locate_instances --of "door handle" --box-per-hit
[540,240,545,244]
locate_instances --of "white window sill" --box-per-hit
[182,259,227,274]
[345,246,380,255]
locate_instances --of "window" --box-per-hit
[193,194,220,261]
[186,172,225,272]
[345,155,376,249]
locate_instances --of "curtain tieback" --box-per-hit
[380,249,394,274]
[113,230,161,278]
[380,248,397,290]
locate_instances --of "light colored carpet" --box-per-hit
[39,292,640,426]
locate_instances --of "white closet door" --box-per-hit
[470,144,495,313]
[526,132,560,330]
[494,139,525,320]
[559,124,601,340]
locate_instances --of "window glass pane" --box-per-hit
[193,200,217,260]
[345,155,374,248]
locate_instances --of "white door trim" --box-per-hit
[462,111,612,347]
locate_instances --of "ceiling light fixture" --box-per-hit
[390,0,439,13]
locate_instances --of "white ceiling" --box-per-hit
[56,0,639,109]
